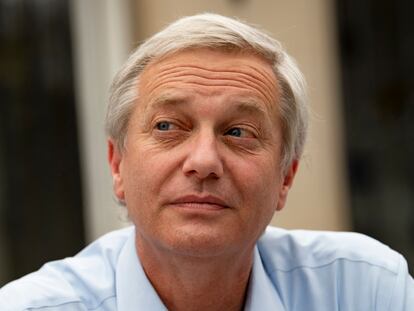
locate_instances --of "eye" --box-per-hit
[155,121,173,131]
[225,127,243,137]
[225,127,256,138]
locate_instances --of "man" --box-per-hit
[1,13,413,311]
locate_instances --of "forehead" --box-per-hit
[137,48,279,114]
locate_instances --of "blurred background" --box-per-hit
[0,0,413,285]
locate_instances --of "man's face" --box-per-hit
[109,49,297,257]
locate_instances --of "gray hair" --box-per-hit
[105,13,308,171]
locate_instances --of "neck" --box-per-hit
[136,236,254,311]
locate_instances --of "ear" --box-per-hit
[108,138,125,202]
[276,159,299,211]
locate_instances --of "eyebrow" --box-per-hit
[139,93,189,127]
[144,92,271,122]
[231,100,268,119]
[145,92,190,113]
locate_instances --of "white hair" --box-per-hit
[105,13,308,171]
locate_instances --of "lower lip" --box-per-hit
[169,202,227,211]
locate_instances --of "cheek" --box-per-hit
[122,148,179,203]
[121,152,150,201]
[228,156,281,205]
[121,156,157,226]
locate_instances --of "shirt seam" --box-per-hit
[266,257,399,275]
[24,294,116,311]
[26,300,82,310]
[88,294,116,310]
[385,254,402,311]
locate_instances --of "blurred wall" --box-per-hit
[70,0,135,241]
[133,0,351,230]
[0,136,10,284]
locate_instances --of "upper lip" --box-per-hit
[170,194,230,208]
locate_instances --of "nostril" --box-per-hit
[181,133,224,179]
[183,163,222,180]
[182,153,224,180]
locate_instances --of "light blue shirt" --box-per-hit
[1,226,413,310]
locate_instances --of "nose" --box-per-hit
[182,130,224,180]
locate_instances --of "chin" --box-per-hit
[162,227,242,258]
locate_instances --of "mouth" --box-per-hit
[168,194,230,211]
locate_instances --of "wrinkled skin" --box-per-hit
[108,48,298,259]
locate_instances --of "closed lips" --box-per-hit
[170,195,229,208]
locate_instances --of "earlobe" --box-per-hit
[108,139,125,202]
[276,160,299,211]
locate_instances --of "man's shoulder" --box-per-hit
[0,226,134,311]
[256,226,413,310]
[258,226,401,274]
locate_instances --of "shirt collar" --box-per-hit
[244,246,286,311]
[116,228,168,311]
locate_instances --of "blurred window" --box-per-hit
[0,0,85,285]
[336,0,414,272]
